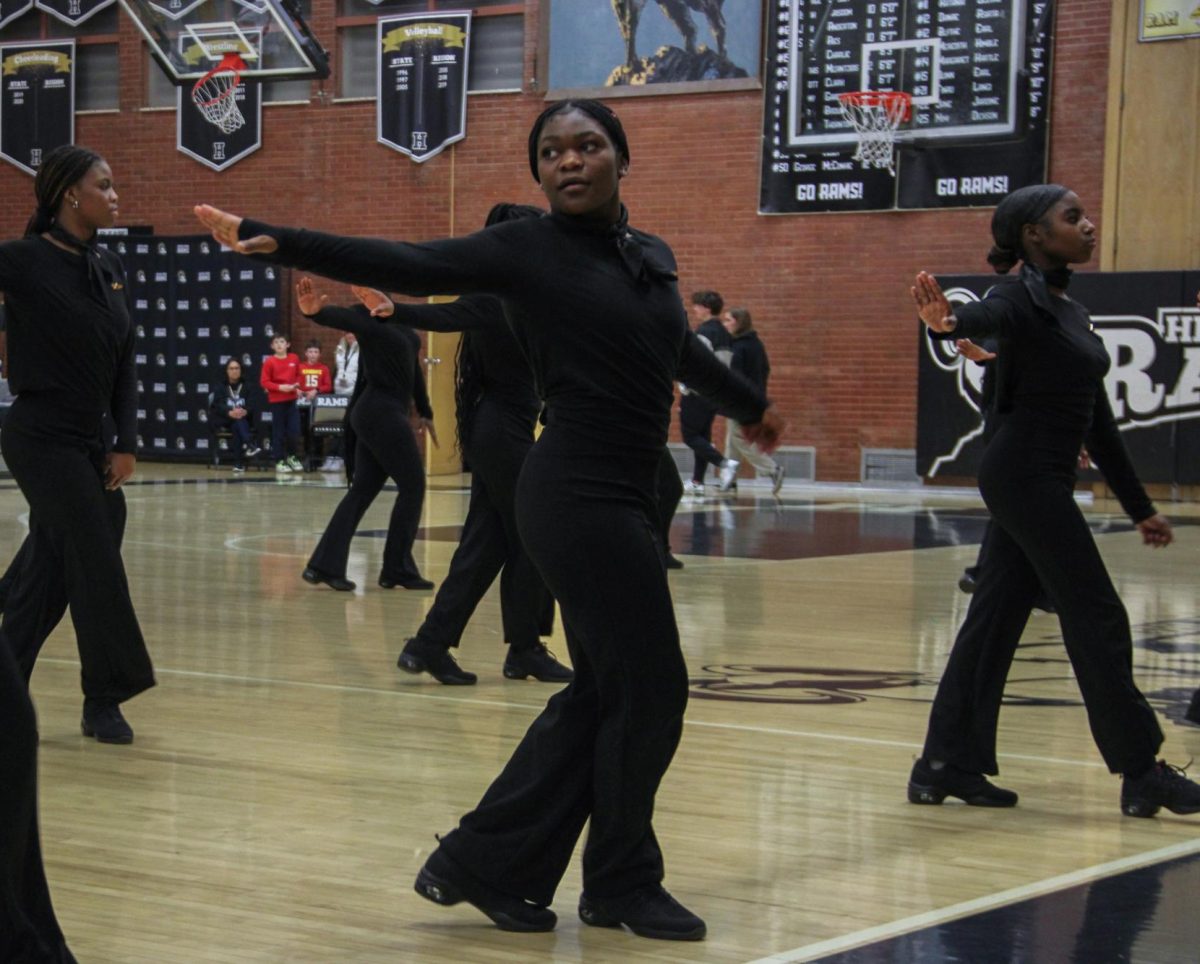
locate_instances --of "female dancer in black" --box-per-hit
[0,145,153,747]
[196,98,782,940]
[346,205,571,686]
[296,278,434,592]
[1,144,160,962]
[908,184,1200,819]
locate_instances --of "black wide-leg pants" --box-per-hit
[0,399,153,703]
[679,394,722,483]
[437,430,688,905]
[923,418,1162,776]
[413,400,546,652]
[0,639,76,963]
[308,388,425,582]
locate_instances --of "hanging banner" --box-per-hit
[176,33,262,172]
[0,40,74,176]
[35,0,116,28]
[1139,0,1200,41]
[917,270,1200,484]
[0,0,34,29]
[760,0,1054,213]
[377,12,470,163]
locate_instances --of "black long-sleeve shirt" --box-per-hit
[309,304,432,418]
[0,236,137,451]
[731,330,770,394]
[241,212,766,458]
[380,294,541,422]
[950,266,1154,521]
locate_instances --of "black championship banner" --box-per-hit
[0,40,73,176]
[377,12,470,163]
[0,0,34,29]
[917,270,1200,485]
[176,35,262,172]
[760,0,1053,213]
[35,0,116,28]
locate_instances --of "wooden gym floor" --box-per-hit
[7,464,1199,963]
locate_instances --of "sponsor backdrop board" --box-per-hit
[103,234,282,461]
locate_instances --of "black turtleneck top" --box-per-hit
[0,235,137,451]
[308,304,432,418]
[240,211,767,459]
[950,265,1154,521]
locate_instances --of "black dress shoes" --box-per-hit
[414,850,557,932]
[578,884,706,941]
[502,643,574,683]
[302,567,356,592]
[907,757,1018,807]
[664,553,685,570]
[398,637,477,685]
[81,699,134,744]
[378,574,435,590]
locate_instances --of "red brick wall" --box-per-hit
[0,0,1111,480]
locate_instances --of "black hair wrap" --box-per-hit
[986,183,1070,274]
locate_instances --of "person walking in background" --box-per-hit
[720,307,785,494]
[678,290,738,495]
[296,278,435,593]
[194,96,783,941]
[259,333,304,473]
[907,183,1200,819]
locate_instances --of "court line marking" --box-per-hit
[36,658,1111,769]
[744,837,1200,964]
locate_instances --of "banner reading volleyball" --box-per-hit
[0,40,74,176]
[377,12,470,163]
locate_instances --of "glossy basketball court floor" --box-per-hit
[8,464,1199,963]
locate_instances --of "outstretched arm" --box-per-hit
[194,204,515,298]
[352,286,503,334]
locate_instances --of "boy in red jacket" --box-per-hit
[260,333,304,472]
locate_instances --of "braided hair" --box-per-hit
[25,144,102,237]
[453,203,545,455]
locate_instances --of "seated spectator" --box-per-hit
[209,358,263,472]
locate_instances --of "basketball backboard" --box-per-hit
[119,0,329,83]
[785,0,1037,150]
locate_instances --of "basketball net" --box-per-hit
[837,91,912,177]
[192,53,247,135]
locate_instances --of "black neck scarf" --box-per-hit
[606,205,676,286]
[47,222,125,317]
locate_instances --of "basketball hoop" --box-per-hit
[837,91,912,177]
[191,53,247,135]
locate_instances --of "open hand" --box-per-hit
[351,285,395,318]
[296,277,327,317]
[912,271,956,332]
[956,338,995,363]
[193,204,278,255]
[741,403,785,454]
[1136,513,1173,548]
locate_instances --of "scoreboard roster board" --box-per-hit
[760,0,1055,213]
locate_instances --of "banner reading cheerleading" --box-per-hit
[0,40,74,175]
[377,12,470,163]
